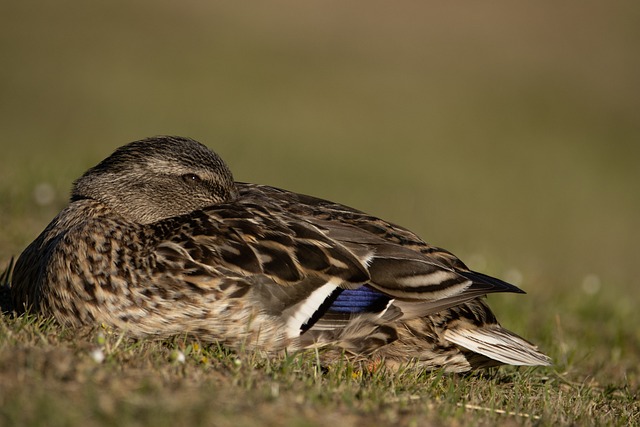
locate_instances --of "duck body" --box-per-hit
[12,136,550,372]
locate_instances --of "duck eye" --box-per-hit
[181,173,202,183]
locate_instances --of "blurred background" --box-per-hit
[1,1,639,370]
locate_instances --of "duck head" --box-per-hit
[71,136,238,224]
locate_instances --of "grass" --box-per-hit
[1,309,636,427]
[1,1,639,425]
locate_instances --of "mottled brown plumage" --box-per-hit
[12,136,550,372]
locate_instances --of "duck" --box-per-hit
[11,135,551,372]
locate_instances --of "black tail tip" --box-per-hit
[462,270,527,295]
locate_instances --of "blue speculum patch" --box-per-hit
[329,286,391,313]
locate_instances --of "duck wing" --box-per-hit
[236,183,523,302]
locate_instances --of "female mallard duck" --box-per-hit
[12,136,550,372]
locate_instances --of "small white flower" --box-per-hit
[503,268,523,286]
[170,350,186,364]
[270,383,279,398]
[581,274,601,295]
[33,182,56,206]
[90,348,105,363]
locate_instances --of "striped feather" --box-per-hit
[444,326,552,366]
